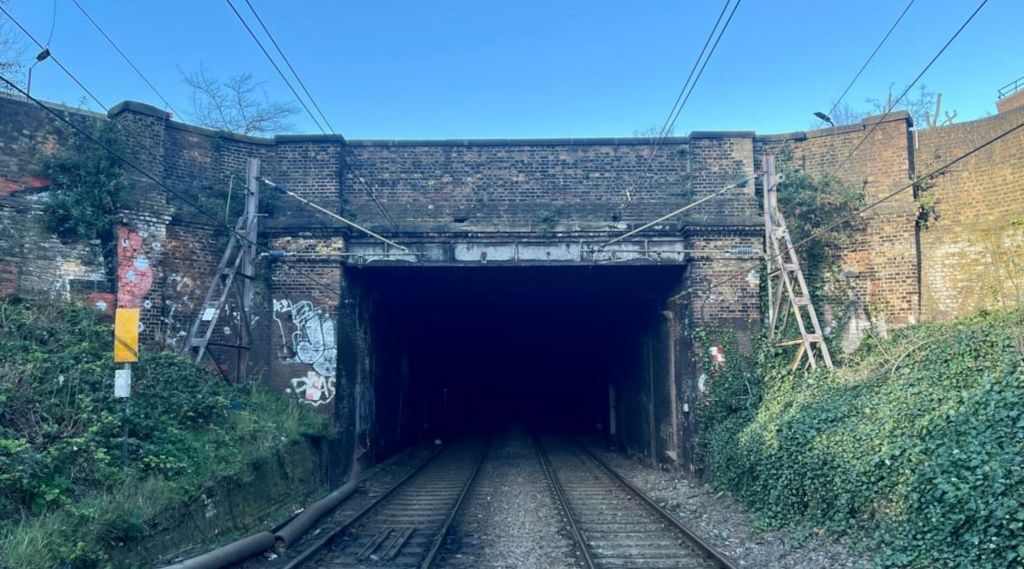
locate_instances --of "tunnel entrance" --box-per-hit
[347,265,691,466]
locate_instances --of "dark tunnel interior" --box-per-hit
[349,265,687,461]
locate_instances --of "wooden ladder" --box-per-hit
[180,159,260,380]
[762,154,834,371]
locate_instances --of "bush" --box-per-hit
[700,310,1024,568]
[0,298,325,568]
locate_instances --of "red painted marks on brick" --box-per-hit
[86,292,116,316]
[0,262,19,298]
[116,226,153,309]
[0,176,49,196]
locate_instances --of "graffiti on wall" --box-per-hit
[116,226,153,310]
[273,299,337,406]
[161,273,196,349]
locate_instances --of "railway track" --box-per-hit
[280,439,489,569]
[535,435,737,569]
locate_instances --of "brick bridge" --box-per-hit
[4,94,1021,477]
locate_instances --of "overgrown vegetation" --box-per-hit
[40,122,127,280]
[699,309,1024,568]
[773,156,866,340]
[0,299,325,569]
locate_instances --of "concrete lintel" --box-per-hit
[343,237,693,266]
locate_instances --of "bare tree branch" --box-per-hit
[180,64,297,135]
[0,0,26,93]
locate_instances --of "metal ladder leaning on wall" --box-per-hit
[762,154,834,371]
[181,159,260,381]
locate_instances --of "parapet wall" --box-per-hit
[757,112,919,348]
[916,104,1024,319]
[1,94,1022,405]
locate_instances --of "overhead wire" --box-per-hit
[233,0,401,231]
[820,0,916,126]
[223,0,326,134]
[683,116,1024,307]
[70,0,180,117]
[621,0,740,205]
[825,0,989,178]
[0,4,106,110]
[240,0,334,133]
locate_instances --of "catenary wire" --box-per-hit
[826,0,988,178]
[223,0,326,134]
[621,0,739,205]
[686,116,1024,306]
[0,4,106,110]
[233,0,401,230]
[0,71,347,299]
[240,0,334,133]
[70,0,180,117]
[820,0,916,126]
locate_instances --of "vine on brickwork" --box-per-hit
[39,122,127,281]
[773,146,866,343]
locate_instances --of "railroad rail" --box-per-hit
[535,435,737,569]
[280,439,489,569]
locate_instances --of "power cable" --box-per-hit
[70,0,180,117]
[224,0,326,134]
[826,0,988,178]
[0,71,345,298]
[0,4,106,110]
[687,116,1024,306]
[45,0,56,46]
[820,0,916,126]
[239,0,334,133]
[240,0,400,230]
[621,0,742,205]
[229,0,402,230]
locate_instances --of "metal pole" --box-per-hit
[121,362,130,468]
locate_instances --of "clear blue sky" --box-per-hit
[4,0,1022,139]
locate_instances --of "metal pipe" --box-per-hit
[159,532,276,569]
[273,478,358,550]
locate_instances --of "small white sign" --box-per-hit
[114,368,132,398]
[201,307,217,321]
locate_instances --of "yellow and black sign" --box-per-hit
[113,308,140,363]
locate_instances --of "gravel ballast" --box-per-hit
[586,441,874,569]
[435,428,581,569]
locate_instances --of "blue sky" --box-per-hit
[3,0,1021,139]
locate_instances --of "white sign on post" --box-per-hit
[114,368,132,398]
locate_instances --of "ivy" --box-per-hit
[698,310,1024,568]
[40,122,127,281]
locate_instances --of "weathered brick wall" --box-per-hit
[916,105,1024,319]
[0,95,111,304]
[343,138,691,229]
[756,112,918,346]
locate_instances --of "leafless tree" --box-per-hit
[823,101,867,127]
[0,0,25,93]
[181,64,296,135]
[633,124,676,142]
